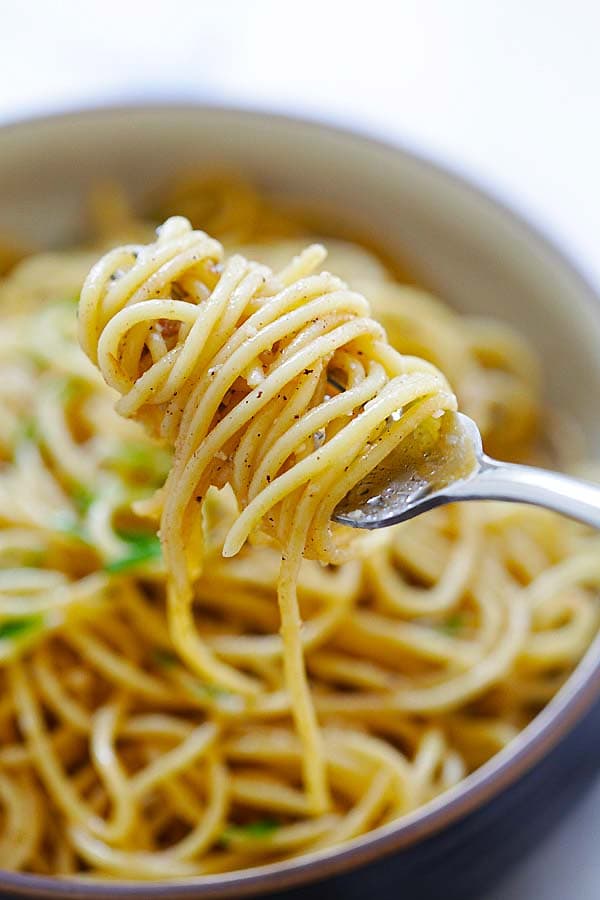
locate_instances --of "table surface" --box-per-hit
[2,2,600,896]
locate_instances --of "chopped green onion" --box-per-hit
[0,615,45,642]
[105,531,162,573]
[220,819,280,847]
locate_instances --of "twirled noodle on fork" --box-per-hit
[79,216,457,811]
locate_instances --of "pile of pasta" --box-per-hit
[0,178,596,880]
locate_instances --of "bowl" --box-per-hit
[1,104,600,900]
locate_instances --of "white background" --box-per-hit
[2,2,600,896]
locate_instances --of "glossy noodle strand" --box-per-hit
[0,177,593,879]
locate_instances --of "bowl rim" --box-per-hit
[1,100,600,899]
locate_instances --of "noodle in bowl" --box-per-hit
[0,106,599,899]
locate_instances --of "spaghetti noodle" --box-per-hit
[0,178,594,880]
[78,215,458,813]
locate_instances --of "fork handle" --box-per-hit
[448,456,600,529]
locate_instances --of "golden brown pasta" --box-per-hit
[0,178,594,881]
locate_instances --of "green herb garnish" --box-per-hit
[220,819,280,847]
[105,531,162,573]
[51,511,90,543]
[152,649,231,698]
[71,484,95,514]
[60,379,84,403]
[106,441,172,486]
[23,550,47,567]
[191,681,231,700]
[25,351,47,371]
[439,613,465,635]
[152,647,179,668]
[0,615,45,642]
[19,419,39,443]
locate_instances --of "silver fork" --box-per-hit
[333,412,600,530]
